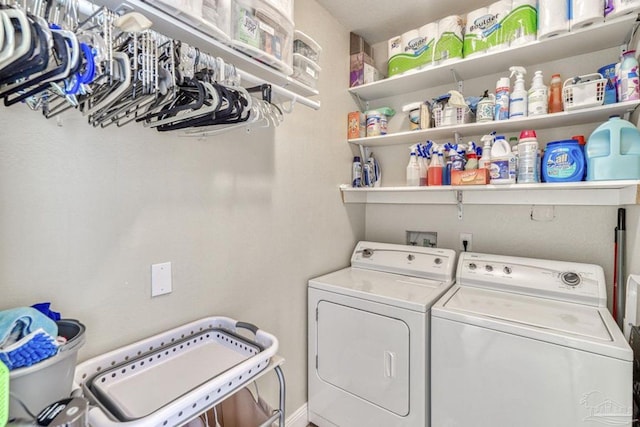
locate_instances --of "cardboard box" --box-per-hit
[347,111,366,139]
[350,32,373,57]
[451,169,490,185]
[350,52,381,87]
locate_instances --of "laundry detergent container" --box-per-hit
[9,319,86,420]
[585,115,640,180]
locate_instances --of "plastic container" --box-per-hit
[292,53,321,88]
[352,156,362,187]
[490,136,517,184]
[293,30,321,64]
[549,73,564,113]
[517,129,540,183]
[618,50,640,102]
[433,104,471,127]
[9,319,86,420]
[402,102,422,130]
[562,73,606,110]
[495,77,510,120]
[598,63,618,105]
[231,0,294,75]
[528,71,548,116]
[542,139,585,182]
[149,0,231,41]
[585,115,640,180]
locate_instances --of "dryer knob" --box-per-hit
[407,254,415,261]
[434,257,442,265]
[503,266,512,274]
[468,263,477,270]
[485,265,494,272]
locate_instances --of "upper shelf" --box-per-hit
[349,100,640,147]
[340,180,640,206]
[349,14,638,101]
[91,0,320,106]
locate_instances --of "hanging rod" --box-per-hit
[77,0,321,111]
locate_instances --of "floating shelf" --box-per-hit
[349,14,637,101]
[340,180,640,206]
[348,100,640,147]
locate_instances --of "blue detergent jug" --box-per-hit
[585,116,640,181]
[542,140,585,182]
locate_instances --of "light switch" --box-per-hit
[151,262,172,297]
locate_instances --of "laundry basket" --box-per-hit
[563,73,606,111]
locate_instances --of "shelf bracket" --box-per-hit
[350,91,369,113]
[451,69,463,93]
[456,190,464,220]
[454,131,462,145]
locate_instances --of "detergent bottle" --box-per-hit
[509,66,527,119]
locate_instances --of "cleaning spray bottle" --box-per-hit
[528,70,548,116]
[443,143,454,185]
[478,133,495,169]
[418,143,429,186]
[495,77,510,121]
[406,145,420,186]
[465,142,479,170]
[509,66,527,119]
[428,144,444,186]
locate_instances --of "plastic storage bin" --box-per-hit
[9,319,86,420]
[563,73,606,111]
[148,0,231,41]
[231,0,294,75]
[586,115,640,180]
[294,30,321,64]
[292,53,321,88]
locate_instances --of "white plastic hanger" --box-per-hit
[0,8,29,71]
[0,11,15,66]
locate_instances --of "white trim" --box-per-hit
[285,403,308,427]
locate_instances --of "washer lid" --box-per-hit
[433,286,632,361]
[309,267,452,312]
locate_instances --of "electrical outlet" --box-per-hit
[459,233,473,252]
[406,231,438,247]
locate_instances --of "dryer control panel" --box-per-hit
[457,252,607,307]
[351,241,456,283]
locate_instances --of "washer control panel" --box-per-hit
[458,252,606,307]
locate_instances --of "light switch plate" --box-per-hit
[151,262,172,297]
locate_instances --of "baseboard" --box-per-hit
[285,403,308,427]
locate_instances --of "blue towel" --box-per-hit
[0,307,58,348]
[0,329,59,370]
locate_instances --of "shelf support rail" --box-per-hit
[457,190,464,220]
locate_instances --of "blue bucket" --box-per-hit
[598,63,617,104]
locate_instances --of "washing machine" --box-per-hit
[431,252,633,427]
[308,241,457,427]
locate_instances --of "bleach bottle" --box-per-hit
[489,135,516,184]
[586,115,640,180]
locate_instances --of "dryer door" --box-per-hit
[316,300,410,416]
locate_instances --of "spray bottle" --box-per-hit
[495,77,510,120]
[478,133,495,169]
[406,145,420,186]
[418,143,429,186]
[509,66,527,119]
[443,143,454,185]
[528,70,548,116]
[465,142,479,170]
[427,144,444,186]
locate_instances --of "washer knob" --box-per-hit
[407,254,415,261]
[561,272,581,287]
[503,266,512,274]
[485,265,494,272]
[434,257,442,265]
[469,263,477,270]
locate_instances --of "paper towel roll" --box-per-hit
[509,0,537,46]
[388,35,403,60]
[487,0,511,51]
[539,0,569,39]
[572,0,604,29]
[434,15,463,64]
[464,7,489,58]
[418,22,438,68]
[402,29,421,54]
[607,0,640,18]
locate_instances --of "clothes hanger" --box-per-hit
[0,11,16,66]
[0,8,32,71]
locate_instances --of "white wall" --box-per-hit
[0,0,360,416]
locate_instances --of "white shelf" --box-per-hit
[340,180,640,206]
[349,100,640,147]
[92,0,320,108]
[349,14,637,101]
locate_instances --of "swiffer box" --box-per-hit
[451,169,489,185]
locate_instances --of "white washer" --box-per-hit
[432,252,633,427]
[308,241,456,427]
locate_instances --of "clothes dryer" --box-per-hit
[431,252,633,427]
[308,241,456,427]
